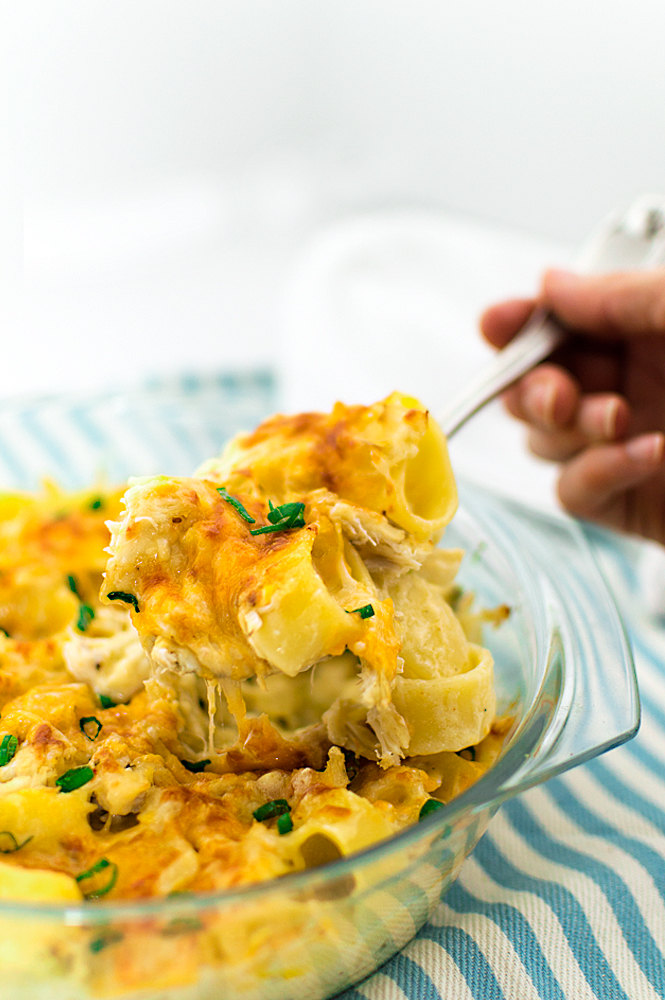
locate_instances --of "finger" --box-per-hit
[525,394,629,462]
[557,433,665,519]
[480,298,536,348]
[504,368,628,455]
[540,268,665,338]
[504,364,580,428]
[551,340,623,394]
[527,425,588,462]
[576,393,630,442]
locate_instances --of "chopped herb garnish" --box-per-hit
[0,831,32,853]
[418,798,445,821]
[0,734,18,766]
[267,501,305,525]
[253,799,290,822]
[107,591,140,613]
[471,541,488,563]
[76,858,118,899]
[348,604,375,619]
[161,917,203,936]
[90,928,123,953]
[0,627,8,637]
[80,716,103,741]
[342,748,360,781]
[250,501,306,535]
[76,604,95,632]
[56,765,94,792]
[67,575,80,598]
[99,695,116,710]
[277,812,293,835]
[89,497,104,511]
[249,523,291,535]
[216,487,255,524]
[180,758,211,773]
[446,585,463,610]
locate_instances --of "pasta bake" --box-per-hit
[0,393,508,909]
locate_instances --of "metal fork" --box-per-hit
[439,194,665,440]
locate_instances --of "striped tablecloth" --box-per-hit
[2,372,662,1000]
[341,534,665,1000]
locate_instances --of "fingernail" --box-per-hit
[523,381,557,427]
[545,268,580,286]
[625,433,665,464]
[604,398,620,439]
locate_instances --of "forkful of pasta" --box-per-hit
[102,393,497,769]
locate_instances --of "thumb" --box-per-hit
[540,267,665,338]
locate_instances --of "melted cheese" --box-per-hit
[0,396,509,918]
[102,395,481,766]
[197,391,458,542]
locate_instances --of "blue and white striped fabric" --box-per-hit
[341,535,665,1000]
[2,372,663,999]
[0,370,276,490]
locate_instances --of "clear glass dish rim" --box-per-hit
[0,481,635,924]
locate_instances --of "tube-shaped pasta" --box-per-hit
[198,393,457,543]
[392,645,496,755]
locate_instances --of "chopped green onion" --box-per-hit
[0,734,18,766]
[277,502,305,527]
[349,604,375,619]
[76,604,95,632]
[180,758,211,773]
[250,501,306,535]
[446,585,463,610]
[76,858,118,899]
[342,748,360,781]
[161,917,203,936]
[80,716,103,741]
[99,695,116,710]
[471,541,487,563]
[216,487,255,524]
[89,497,104,511]
[90,928,123,953]
[67,575,80,598]
[418,798,445,821]
[250,523,291,535]
[56,765,94,792]
[107,591,140,613]
[0,831,32,853]
[267,501,305,525]
[253,799,290,822]
[250,518,305,535]
[277,812,293,835]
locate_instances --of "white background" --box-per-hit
[2,2,664,509]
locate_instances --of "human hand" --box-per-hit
[481,268,665,543]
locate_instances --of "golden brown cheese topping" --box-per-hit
[0,395,509,905]
[197,392,458,541]
[102,393,492,767]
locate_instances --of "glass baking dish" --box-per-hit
[0,378,638,1000]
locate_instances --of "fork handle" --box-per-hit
[440,309,566,439]
[439,194,665,440]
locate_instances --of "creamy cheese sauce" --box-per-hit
[0,396,510,907]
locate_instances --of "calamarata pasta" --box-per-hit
[0,393,509,907]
